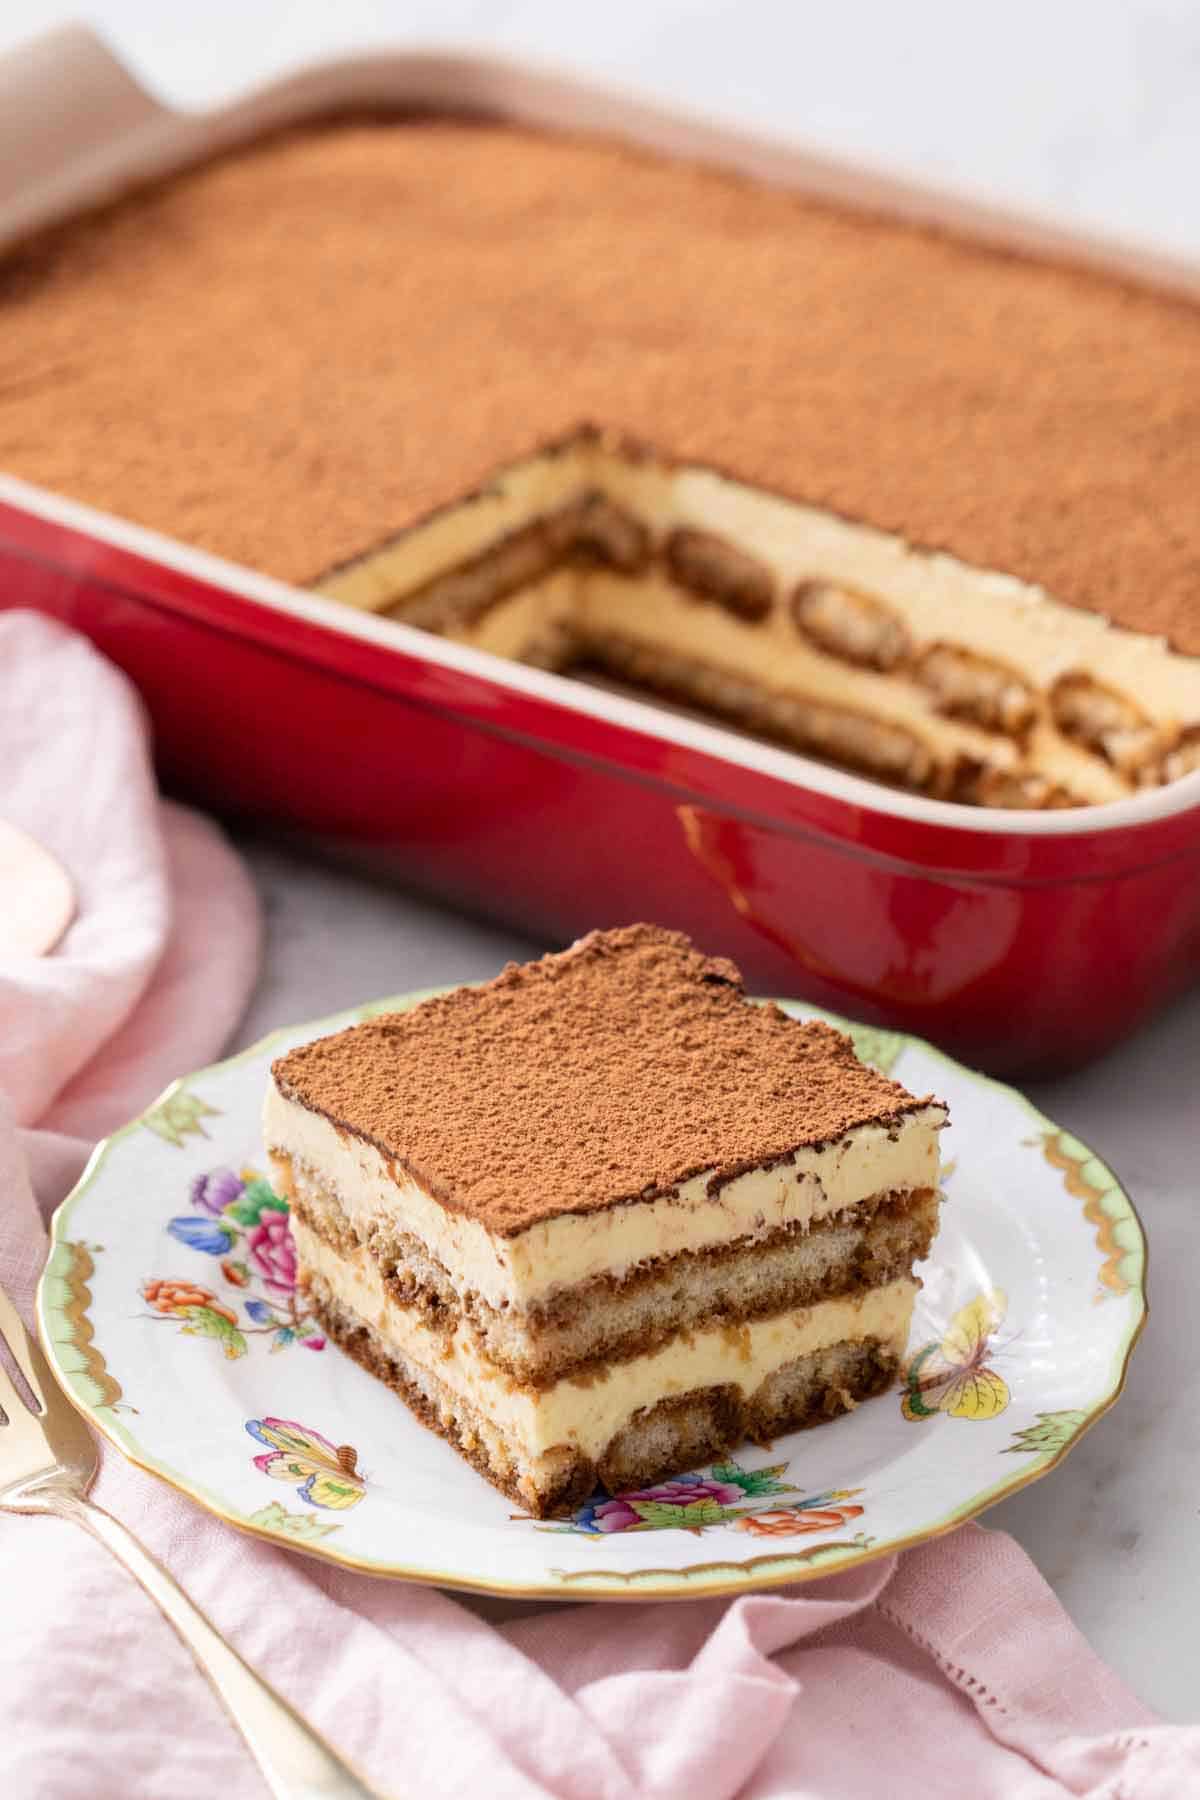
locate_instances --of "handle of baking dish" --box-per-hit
[0,24,182,251]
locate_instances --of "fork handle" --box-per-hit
[51,1490,381,1799]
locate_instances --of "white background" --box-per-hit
[6,0,1200,1722]
[5,0,1200,258]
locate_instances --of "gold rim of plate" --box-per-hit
[36,992,1149,1601]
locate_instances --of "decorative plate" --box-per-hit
[38,992,1146,1600]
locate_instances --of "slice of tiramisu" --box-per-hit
[264,926,947,1516]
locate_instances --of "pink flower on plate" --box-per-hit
[246,1212,297,1299]
[586,1498,644,1533]
[628,1479,743,1508]
[579,1476,744,1533]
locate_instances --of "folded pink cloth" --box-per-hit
[1,610,1194,1798]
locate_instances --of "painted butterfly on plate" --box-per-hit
[901,1290,1011,1422]
[245,1417,366,1509]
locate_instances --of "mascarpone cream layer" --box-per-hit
[265,1077,944,1311]
[577,570,1091,790]
[293,1215,917,1459]
[316,444,592,609]
[445,569,577,662]
[606,457,1200,728]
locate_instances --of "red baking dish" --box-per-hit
[3,27,1200,1079]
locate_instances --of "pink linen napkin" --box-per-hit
[1,608,1195,1799]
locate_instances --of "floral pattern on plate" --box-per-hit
[529,1460,867,1540]
[140,1165,324,1357]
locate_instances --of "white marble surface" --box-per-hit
[9,0,1200,1723]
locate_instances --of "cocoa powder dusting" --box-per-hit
[2,119,1200,650]
[271,925,940,1236]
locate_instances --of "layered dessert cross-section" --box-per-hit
[264,925,947,1515]
[318,428,1200,809]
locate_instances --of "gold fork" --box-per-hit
[0,1280,382,1799]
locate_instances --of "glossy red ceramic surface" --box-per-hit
[3,491,1198,1078]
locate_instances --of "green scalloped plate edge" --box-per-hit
[36,990,1148,1601]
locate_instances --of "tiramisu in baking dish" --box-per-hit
[264,926,946,1515]
[2,118,1198,810]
